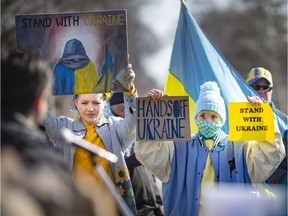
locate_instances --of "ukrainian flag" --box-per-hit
[94,46,113,93]
[164,1,287,135]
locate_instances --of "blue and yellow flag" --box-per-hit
[94,46,114,93]
[164,1,287,135]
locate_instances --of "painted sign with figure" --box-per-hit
[15,10,129,95]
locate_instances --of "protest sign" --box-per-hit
[136,96,191,141]
[15,10,129,95]
[228,102,274,141]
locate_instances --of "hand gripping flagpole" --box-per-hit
[61,128,134,216]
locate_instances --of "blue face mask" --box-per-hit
[195,119,222,139]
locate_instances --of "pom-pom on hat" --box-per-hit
[194,81,226,124]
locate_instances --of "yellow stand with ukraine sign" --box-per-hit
[228,102,274,141]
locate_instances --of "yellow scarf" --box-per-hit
[201,139,215,184]
[73,124,114,183]
[199,139,215,216]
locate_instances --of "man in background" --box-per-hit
[246,67,287,186]
[246,67,287,122]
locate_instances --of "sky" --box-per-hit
[139,0,181,90]
[139,0,233,90]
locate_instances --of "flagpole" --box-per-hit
[61,128,118,163]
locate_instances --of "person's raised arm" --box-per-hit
[115,64,137,149]
[135,89,174,182]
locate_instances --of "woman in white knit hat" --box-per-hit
[135,81,285,216]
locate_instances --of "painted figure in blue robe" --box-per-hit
[53,38,98,95]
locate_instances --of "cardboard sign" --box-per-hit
[136,96,191,141]
[228,102,274,141]
[15,10,129,95]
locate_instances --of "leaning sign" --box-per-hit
[228,102,274,141]
[136,96,191,141]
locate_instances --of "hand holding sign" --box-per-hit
[246,95,262,106]
[112,63,135,92]
[147,89,169,100]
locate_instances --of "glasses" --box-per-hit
[251,84,273,92]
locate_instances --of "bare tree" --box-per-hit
[199,0,287,113]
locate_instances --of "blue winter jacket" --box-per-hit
[162,132,251,216]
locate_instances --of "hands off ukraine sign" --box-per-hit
[136,96,191,141]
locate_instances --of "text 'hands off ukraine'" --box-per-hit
[136,96,191,141]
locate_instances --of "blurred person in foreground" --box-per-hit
[246,67,287,186]
[1,52,95,216]
[105,92,164,216]
[42,64,138,215]
[135,81,285,216]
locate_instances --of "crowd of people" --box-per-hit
[1,52,287,216]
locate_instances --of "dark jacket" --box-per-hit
[125,152,164,216]
[2,113,68,169]
[1,113,95,216]
[266,129,287,185]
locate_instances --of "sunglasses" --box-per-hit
[251,84,273,92]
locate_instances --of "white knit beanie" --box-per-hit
[194,81,226,124]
